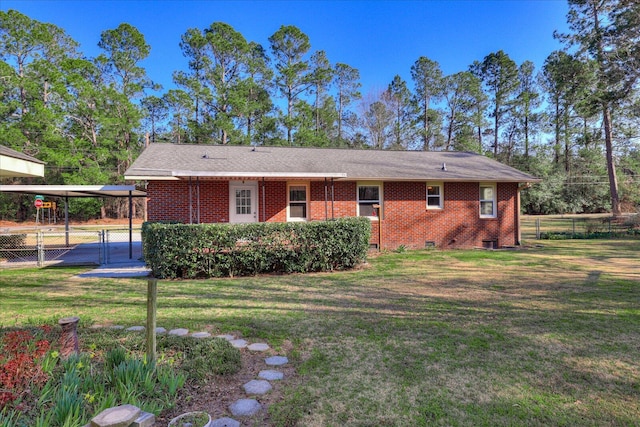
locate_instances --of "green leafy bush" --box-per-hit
[142,217,371,279]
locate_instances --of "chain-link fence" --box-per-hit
[521,215,640,241]
[0,229,142,267]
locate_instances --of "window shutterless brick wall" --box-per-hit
[146,179,519,249]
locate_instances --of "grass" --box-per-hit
[1,238,640,426]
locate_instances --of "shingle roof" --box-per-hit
[0,145,45,164]
[125,143,539,183]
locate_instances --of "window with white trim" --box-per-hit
[479,183,496,218]
[357,184,381,218]
[287,183,308,221]
[426,182,443,209]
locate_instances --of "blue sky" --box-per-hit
[2,0,570,96]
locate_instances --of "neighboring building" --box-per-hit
[0,145,45,178]
[125,144,539,250]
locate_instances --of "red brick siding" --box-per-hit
[146,179,519,249]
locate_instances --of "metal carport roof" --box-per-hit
[0,184,146,198]
[0,185,146,260]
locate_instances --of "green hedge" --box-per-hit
[141,217,371,279]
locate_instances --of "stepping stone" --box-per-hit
[243,379,272,395]
[216,334,235,341]
[126,326,145,332]
[229,399,262,417]
[230,339,247,349]
[155,327,167,334]
[210,417,240,427]
[247,343,270,352]
[259,370,284,381]
[110,325,124,330]
[90,404,141,427]
[191,332,211,339]
[265,356,288,366]
[89,324,104,329]
[168,328,189,336]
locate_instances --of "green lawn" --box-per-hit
[1,239,639,426]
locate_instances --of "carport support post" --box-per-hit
[64,196,69,247]
[146,279,157,365]
[129,190,133,259]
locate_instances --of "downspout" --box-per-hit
[324,178,328,220]
[129,190,133,259]
[517,183,530,245]
[196,177,200,224]
[188,177,193,224]
[262,178,266,222]
[331,178,335,220]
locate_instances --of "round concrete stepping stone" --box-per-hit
[126,326,145,332]
[89,324,104,329]
[230,339,248,349]
[229,399,262,417]
[259,370,284,381]
[191,331,211,339]
[168,328,189,336]
[265,355,288,366]
[247,343,270,352]
[216,334,235,341]
[155,327,167,334]
[110,325,125,330]
[211,417,240,427]
[243,379,272,395]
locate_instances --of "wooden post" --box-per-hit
[146,279,157,365]
[58,316,80,359]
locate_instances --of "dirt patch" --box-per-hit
[156,343,297,426]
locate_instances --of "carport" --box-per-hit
[0,185,146,259]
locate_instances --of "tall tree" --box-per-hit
[442,71,483,151]
[333,63,361,143]
[173,28,211,143]
[236,41,273,144]
[514,60,542,160]
[141,95,168,143]
[97,23,150,217]
[410,56,443,150]
[203,22,251,144]
[269,25,311,145]
[471,51,519,157]
[309,50,333,138]
[557,0,640,215]
[386,75,415,149]
[163,89,193,144]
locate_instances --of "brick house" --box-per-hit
[125,144,539,250]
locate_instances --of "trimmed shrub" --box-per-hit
[141,217,371,279]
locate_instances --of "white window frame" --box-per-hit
[426,182,443,209]
[287,182,309,222]
[357,182,382,220]
[479,183,497,218]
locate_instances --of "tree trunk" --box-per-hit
[602,103,621,216]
